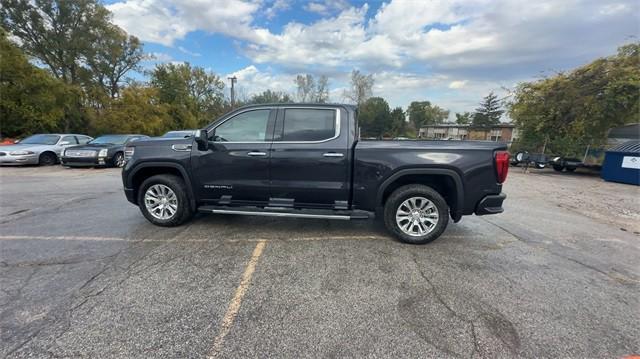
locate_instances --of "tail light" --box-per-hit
[495,151,510,183]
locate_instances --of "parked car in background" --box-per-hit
[61,134,148,168]
[0,134,92,166]
[161,130,196,139]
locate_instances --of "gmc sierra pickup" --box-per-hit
[122,104,509,244]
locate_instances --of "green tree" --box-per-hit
[248,90,293,104]
[1,0,145,130]
[389,107,407,137]
[455,112,472,125]
[509,43,640,156]
[0,29,75,137]
[407,101,449,130]
[473,92,503,126]
[87,25,144,98]
[150,63,225,129]
[1,0,113,85]
[359,97,391,139]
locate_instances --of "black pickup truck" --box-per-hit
[122,104,509,244]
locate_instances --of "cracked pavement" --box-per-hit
[0,166,638,358]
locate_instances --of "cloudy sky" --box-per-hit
[104,0,639,117]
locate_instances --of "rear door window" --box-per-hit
[76,136,92,144]
[61,136,78,144]
[281,109,336,142]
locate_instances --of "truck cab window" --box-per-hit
[214,110,270,142]
[282,109,336,142]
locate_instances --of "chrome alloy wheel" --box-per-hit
[395,196,439,237]
[114,153,125,168]
[144,184,178,220]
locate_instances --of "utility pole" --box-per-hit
[228,76,237,108]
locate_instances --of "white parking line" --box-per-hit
[208,240,267,358]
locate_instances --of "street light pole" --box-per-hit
[228,76,237,108]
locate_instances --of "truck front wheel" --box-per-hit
[137,174,193,227]
[383,184,449,244]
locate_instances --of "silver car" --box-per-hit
[0,134,93,166]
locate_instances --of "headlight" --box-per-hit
[98,149,108,157]
[10,150,34,155]
[124,146,135,161]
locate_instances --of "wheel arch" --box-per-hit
[377,168,464,222]
[128,162,196,211]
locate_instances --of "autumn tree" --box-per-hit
[150,63,225,129]
[294,74,329,102]
[94,85,171,135]
[344,70,374,105]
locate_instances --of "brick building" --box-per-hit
[418,123,519,142]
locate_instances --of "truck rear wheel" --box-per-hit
[383,184,449,244]
[137,174,193,227]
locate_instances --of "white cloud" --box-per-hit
[147,52,173,62]
[178,46,201,57]
[448,80,468,89]
[225,65,296,99]
[263,0,292,19]
[108,0,639,113]
[106,0,260,46]
[304,0,350,15]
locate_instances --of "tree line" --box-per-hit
[508,43,639,156]
[2,0,637,146]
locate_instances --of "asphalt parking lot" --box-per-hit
[1,166,639,358]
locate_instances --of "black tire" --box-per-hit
[383,184,449,244]
[552,165,564,172]
[112,152,125,168]
[137,174,193,227]
[565,166,576,172]
[39,152,57,166]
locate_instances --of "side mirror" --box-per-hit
[14,139,20,144]
[195,129,208,151]
[60,141,70,145]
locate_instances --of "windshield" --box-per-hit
[162,131,194,138]
[89,135,130,145]
[20,134,61,145]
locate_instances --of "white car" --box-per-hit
[0,134,93,166]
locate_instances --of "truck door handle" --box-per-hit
[247,151,267,157]
[323,152,344,158]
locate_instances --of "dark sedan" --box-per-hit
[61,134,148,168]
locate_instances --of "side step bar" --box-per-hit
[198,205,371,220]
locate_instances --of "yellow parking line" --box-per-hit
[207,240,267,358]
